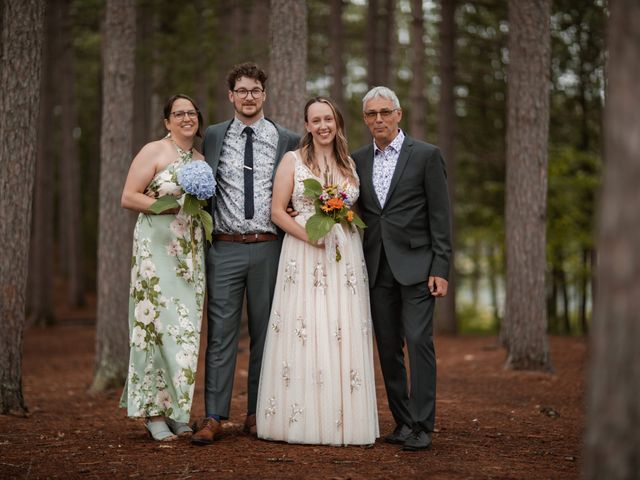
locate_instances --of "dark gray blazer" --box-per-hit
[352,135,452,286]
[202,118,300,216]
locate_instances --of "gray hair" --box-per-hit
[362,86,401,111]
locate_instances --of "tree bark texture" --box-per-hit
[268,0,308,132]
[367,0,396,88]
[435,0,457,334]
[28,0,57,327]
[92,0,137,392]
[502,0,553,371]
[584,1,640,477]
[0,0,45,415]
[408,0,426,139]
[59,0,85,308]
[329,0,345,112]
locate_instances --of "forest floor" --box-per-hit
[0,298,586,479]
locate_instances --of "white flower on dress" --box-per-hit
[157,180,182,197]
[345,263,357,294]
[289,403,303,424]
[175,350,194,368]
[169,217,188,236]
[350,369,362,392]
[271,311,281,333]
[135,299,156,325]
[156,389,172,409]
[132,325,147,349]
[334,325,342,343]
[336,408,343,429]
[264,396,277,417]
[295,317,307,345]
[166,240,181,257]
[167,325,179,337]
[173,370,188,388]
[284,259,298,287]
[282,361,290,387]
[140,259,157,279]
[153,317,163,332]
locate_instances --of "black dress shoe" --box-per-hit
[403,430,432,451]
[384,424,413,444]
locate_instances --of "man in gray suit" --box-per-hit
[192,63,299,445]
[352,86,452,451]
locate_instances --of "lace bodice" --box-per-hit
[291,152,360,224]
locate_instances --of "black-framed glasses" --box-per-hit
[364,108,398,119]
[233,88,264,99]
[171,110,199,120]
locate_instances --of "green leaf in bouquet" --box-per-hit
[148,195,180,214]
[302,178,323,199]
[305,213,336,242]
[199,210,214,243]
[183,194,201,216]
[350,212,367,230]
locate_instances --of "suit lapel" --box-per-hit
[383,136,413,208]
[360,145,382,211]
[208,120,232,177]
[269,118,288,179]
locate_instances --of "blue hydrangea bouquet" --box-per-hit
[149,160,216,243]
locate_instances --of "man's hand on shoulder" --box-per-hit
[428,276,448,297]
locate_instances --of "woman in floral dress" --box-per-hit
[256,97,379,445]
[120,94,206,441]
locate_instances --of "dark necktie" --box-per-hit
[243,126,254,219]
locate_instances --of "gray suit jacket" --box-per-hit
[202,118,300,216]
[352,135,452,286]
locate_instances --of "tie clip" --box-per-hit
[244,165,253,171]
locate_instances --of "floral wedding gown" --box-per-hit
[120,144,205,423]
[256,153,379,445]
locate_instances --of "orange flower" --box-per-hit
[326,198,344,210]
[346,210,354,222]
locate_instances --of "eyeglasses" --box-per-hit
[233,88,264,99]
[364,109,398,119]
[171,110,199,120]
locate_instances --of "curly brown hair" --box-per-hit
[226,62,268,91]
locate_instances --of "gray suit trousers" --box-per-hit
[204,239,281,418]
[370,247,437,433]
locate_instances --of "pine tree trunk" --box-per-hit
[584,1,640,476]
[91,0,137,392]
[59,0,85,308]
[329,0,345,112]
[502,0,553,371]
[132,0,153,155]
[0,0,45,415]
[435,0,457,334]
[28,0,57,327]
[268,0,307,131]
[408,0,426,138]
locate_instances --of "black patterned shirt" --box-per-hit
[214,117,279,234]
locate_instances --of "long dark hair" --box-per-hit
[163,94,204,137]
[299,97,356,185]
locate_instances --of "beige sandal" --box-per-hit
[145,419,177,441]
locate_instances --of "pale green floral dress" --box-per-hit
[120,144,205,423]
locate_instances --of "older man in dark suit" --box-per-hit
[352,86,452,451]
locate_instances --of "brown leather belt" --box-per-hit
[213,233,278,243]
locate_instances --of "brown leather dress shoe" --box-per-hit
[243,414,257,435]
[191,417,222,445]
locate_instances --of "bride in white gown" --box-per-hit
[256,97,379,445]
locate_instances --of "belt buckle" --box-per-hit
[241,233,258,243]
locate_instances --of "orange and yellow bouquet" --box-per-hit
[303,178,366,262]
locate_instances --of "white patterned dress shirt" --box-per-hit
[214,117,279,234]
[372,129,405,207]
